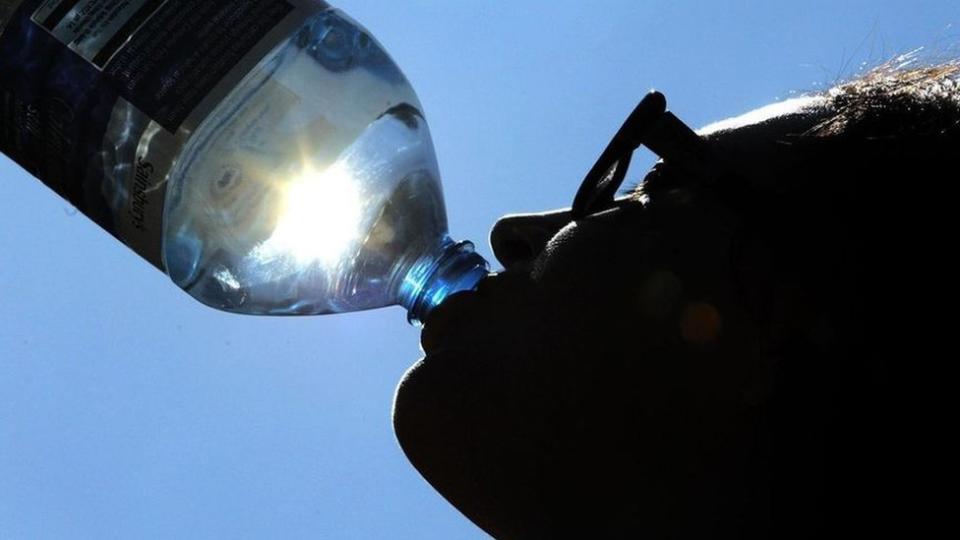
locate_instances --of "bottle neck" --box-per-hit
[399,238,489,326]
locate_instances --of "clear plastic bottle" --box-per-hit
[0,1,488,324]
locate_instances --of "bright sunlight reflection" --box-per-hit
[259,162,362,267]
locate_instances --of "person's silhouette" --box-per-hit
[393,63,948,538]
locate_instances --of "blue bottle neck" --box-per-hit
[399,238,489,326]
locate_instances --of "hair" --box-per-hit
[665,61,958,536]
[630,58,960,201]
[811,59,960,138]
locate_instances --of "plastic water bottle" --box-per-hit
[0,0,488,324]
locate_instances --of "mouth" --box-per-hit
[419,271,507,358]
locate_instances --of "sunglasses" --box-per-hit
[571,91,724,220]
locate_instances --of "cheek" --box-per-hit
[530,221,636,295]
[532,212,769,393]
[529,222,579,283]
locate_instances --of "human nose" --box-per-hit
[489,208,572,270]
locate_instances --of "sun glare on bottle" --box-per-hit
[260,162,362,268]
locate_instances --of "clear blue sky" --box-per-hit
[1,1,955,538]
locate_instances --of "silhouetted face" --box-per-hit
[393,98,871,537]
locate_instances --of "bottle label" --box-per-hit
[0,0,327,268]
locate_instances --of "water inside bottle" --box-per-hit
[160,9,453,315]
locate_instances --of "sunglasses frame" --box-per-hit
[571,91,719,219]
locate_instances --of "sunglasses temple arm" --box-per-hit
[644,111,715,180]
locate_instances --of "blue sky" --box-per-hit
[1,1,956,538]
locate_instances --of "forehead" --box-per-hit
[697,95,828,137]
[684,96,836,192]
